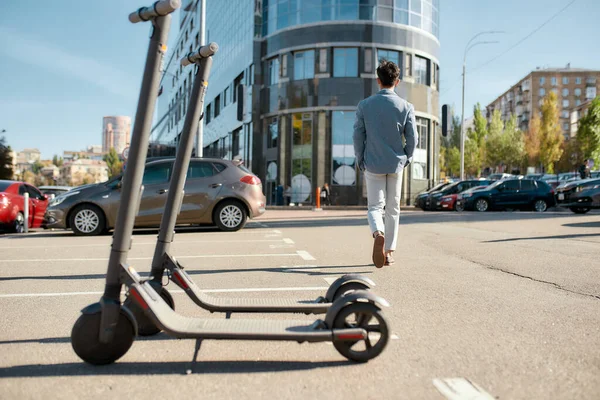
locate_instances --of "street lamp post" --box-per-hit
[460,31,502,180]
[195,0,206,157]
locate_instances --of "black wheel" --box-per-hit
[71,308,136,365]
[69,204,105,236]
[214,200,247,232]
[533,199,548,212]
[11,212,26,233]
[124,286,174,336]
[474,198,489,212]
[570,207,590,214]
[332,282,369,302]
[455,202,464,212]
[332,302,389,363]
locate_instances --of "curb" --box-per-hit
[265,206,418,211]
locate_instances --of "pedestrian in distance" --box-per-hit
[321,183,331,206]
[284,185,292,206]
[353,60,417,268]
[579,159,592,179]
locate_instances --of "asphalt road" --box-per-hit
[0,209,599,399]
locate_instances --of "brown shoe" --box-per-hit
[384,254,395,266]
[372,234,385,268]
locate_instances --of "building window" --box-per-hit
[282,54,288,77]
[377,5,393,22]
[233,73,244,102]
[551,77,557,86]
[414,55,428,85]
[551,88,558,94]
[539,77,545,85]
[575,88,582,97]
[562,88,569,97]
[576,77,582,84]
[267,118,278,149]
[561,110,569,118]
[206,103,211,124]
[562,99,569,108]
[291,113,313,203]
[377,49,400,68]
[268,57,280,85]
[333,48,358,77]
[214,95,221,117]
[319,48,328,73]
[331,111,356,186]
[562,77,569,85]
[413,117,428,180]
[563,123,569,131]
[405,53,412,77]
[576,99,581,106]
[364,48,373,73]
[224,87,229,107]
[293,50,315,80]
[586,86,597,100]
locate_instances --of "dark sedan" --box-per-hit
[425,180,491,211]
[460,179,555,212]
[559,184,600,214]
[555,178,600,208]
[415,181,453,210]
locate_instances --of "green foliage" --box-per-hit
[525,112,541,167]
[103,148,123,179]
[32,160,44,174]
[485,110,504,168]
[539,92,564,173]
[0,137,13,180]
[576,96,600,167]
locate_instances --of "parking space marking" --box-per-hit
[283,238,295,244]
[0,239,291,250]
[323,277,337,285]
[0,253,310,263]
[433,378,495,400]
[296,250,316,261]
[0,286,330,299]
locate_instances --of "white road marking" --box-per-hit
[0,286,330,299]
[272,230,282,234]
[283,238,295,244]
[391,334,399,340]
[323,277,337,285]
[0,239,293,250]
[0,253,308,263]
[269,244,295,249]
[433,378,495,400]
[296,250,316,261]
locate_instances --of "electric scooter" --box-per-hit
[71,1,391,366]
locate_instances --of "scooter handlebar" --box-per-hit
[129,0,181,23]
[181,42,219,66]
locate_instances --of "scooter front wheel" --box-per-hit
[332,282,370,302]
[71,308,136,365]
[124,286,174,336]
[333,302,389,363]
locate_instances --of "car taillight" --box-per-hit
[0,195,7,206]
[240,175,261,185]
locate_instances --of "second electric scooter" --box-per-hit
[71,1,391,366]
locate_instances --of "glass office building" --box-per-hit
[155,0,440,205]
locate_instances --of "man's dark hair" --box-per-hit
[377,60,400,87]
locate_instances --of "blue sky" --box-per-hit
[1,0,598,159]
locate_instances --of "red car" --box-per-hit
[0,180,49,233]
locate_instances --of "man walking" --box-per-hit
[353,60,417,268]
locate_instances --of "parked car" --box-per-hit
[487,173,513,181]
[426,180,492,211]
[557,180,600,214]
[459,178,555,212]
[415,181,453,210]
[44,158,266,236]
[0,180,49,233]
[452,186,489,212]
[38,185,72,200]
[555,178,600,208]
[525,173,544,180]
[591,171,600,178]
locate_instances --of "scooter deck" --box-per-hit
[171,268,330,314]
[132,281,364,341]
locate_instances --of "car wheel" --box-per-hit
[533,199,548,212]
[474,198,489,212]
[12,212,26,233]
[570,207,590,214]
[455,202,464,212]
[214,200,247,232]
[70,204,105,236]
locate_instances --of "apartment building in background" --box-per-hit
[16,148,41,164]
[569,99,594,137]
[59,159,109,187]
[63,145,105,162]
[487,66,600,140]
[153,0,441,205]
[102,116,131,155]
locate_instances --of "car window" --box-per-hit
[501,180,520,191]
[18,184,27,196]
[456,183,465,192]
[188,161,216,179]
[0,182,12,192]
[521,180,535,191]
[26,185,45,200]
[143,163,172,185]
[213,163,226,173]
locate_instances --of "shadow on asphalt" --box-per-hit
[484,232,600,243]
[0,359,349,377]
[0,265,374,282]
[562,221,600,229]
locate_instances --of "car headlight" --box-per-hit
[49,191,80,207]
[462,193,473,198]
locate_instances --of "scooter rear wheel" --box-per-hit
[332,282,370,302]
[71,308,136,365]
[332,302,389,363]
[124,287,174,336]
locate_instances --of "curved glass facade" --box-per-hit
[263,0,439,38]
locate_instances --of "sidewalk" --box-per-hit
[265,205,418,211]
[258,206,418,222]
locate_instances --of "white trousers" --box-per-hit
[364,170,404,251]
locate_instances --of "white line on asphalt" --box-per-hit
[269,244,295,249]
[433,378,495,400]
[273,229,282,234]
[0,239,293,250]
[391,334,399,340]
[0,253,306,263]
[296,250,316,261]
[283,238,295,244]
[0,286,330,299]
[323,277,337,285]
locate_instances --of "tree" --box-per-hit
[539,92,564,173]
[52,155,64,167]
[23,170,36,184]
[556,139,581,173]
[446,146,461,177]
[485,110,505,170]
[32,160,44,174]
[103,147,123,179]
[525,112,542,168]
[464,135,480,177]
[575,96,600,167]
[501,115,526,173]
[0,136,13,180]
